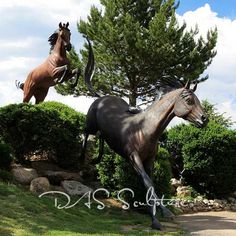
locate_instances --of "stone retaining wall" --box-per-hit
[175,197,236,214]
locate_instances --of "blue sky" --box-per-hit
[177,0,236,18]
[0,0,235,128]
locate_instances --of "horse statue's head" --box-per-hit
[174,81,208,128]
[48,22,72,51]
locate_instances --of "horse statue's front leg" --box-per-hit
[129,151,174,230]
[52,65,68,84]
[53,66,81,88]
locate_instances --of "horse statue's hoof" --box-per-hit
[151,220,163,230]
[128,107,142,114]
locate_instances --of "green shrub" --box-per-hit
[166,121,236,197]
[0,102,85,169]
[0,137,13,170]
[153,147,172,198]
[96,142,172,204]
[0,170,13,182]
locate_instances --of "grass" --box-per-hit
[0,181,182,236]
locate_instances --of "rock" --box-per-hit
[61,180,93,196]
[203,199,209,205]
[30,177,50,194]
[44,171,83,185]
[192,207,198,212]
[222,199,228,205]
[214,199,223,204]
[230,206,236,211]
[208,200,214,206]
[11,164,38,185]
[195,196,204,201]
[224,206,231,211]
[233,191,236,197]
[213,202,221,209]
[228,197,236,204]
[170,178,182,188]
[176,186,192,197]
[51,185,65,193]
[31,161,63,176]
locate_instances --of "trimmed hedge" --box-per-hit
[0,102,85,169]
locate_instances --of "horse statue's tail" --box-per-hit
[15,80,24,90]
[84,37,100,97]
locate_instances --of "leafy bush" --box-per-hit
[0,137,13,170]
[96,142,172,204]
[153,147,172,198]
[166,121,236,197]
[0,170,13,182]
[0,102,85,169]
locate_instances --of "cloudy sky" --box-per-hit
[0,0,235,128]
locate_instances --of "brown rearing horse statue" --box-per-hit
[81,79,208,230]
[16,22,80,104]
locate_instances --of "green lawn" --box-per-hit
[0,182,182,236]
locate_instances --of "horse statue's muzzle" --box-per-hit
[66,43,72,51]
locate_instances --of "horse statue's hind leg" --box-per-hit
[23,86,34,103]
[34,88,49,104]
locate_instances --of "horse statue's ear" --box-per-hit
[59,22,62,28]
[192,82,198,92]
[184,80,190,89]
[66,22,69,28]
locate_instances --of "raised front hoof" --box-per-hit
[151,221,163,230]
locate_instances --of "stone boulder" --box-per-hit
[11,164,38,185]
[43,171,83,185]
[61,180,93,196]
[170,178,182,188]
[176,186,192,197]
[31,161,63,175]
[30,177,50,194]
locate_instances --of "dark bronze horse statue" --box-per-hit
[16,22,80,104]
[81,77,208,229]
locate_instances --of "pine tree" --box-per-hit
[56,0,217,106]
[202,100,234,128]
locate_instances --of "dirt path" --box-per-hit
[177,211,236,236]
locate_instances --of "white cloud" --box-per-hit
[0,56,40,72]
[0,0,101,24]
[46,91,96,114]
[216,99,236,125]
[0,37,43,50]
[176,3,236,128]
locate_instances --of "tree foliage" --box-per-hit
[57,0,217,106]
[201,100,234,128]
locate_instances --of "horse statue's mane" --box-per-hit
[48,31,59,51]
[155,75,205,100]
